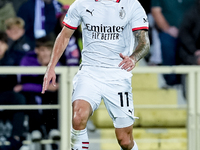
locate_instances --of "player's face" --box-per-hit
[6,25,25,41]
[35,46,52,66]
[0,40,8,58]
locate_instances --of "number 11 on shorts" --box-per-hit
[118,92,129,107]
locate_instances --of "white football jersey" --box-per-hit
[63,0,148,79]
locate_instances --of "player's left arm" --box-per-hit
[119,30,150,71]
[131,29,150,62]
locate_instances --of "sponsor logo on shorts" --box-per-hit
[128,109,133,114]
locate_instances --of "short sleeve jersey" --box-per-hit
[63,0,148,79]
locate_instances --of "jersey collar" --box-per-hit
[95,0,121,3]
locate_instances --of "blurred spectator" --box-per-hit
[0,0,28,14]
[17,0,62,47]
[151,0,195,86]
[0,31,26,150]
[178,0,200,98]
[0,0,15,31]
[8,0,28,13]
[5,17,33,65]
[178,0,200,65]
[14,36,60,141]
[54,5,81,66]
[148,14,162,66]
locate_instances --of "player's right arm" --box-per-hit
[41,26,75,94]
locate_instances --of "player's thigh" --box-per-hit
[72,72,102,114]
[103,78,136,128]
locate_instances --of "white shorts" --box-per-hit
[72,66,137,128]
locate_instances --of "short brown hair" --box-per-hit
[4,17,25,30]
[36,36,54,48]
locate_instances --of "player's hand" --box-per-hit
[47,83,59,92]
[41,67,56,94]
[118,53,136,71]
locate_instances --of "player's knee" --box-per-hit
[72,110,88,129]
[119,139,132,149]
[117,136,132,150]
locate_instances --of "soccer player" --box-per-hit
[42,0,150,149]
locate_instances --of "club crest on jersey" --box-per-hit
[119,7,125,19]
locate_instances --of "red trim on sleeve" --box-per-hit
[132,27,149,31]
[62,21,78,30]
[95,0,120,2]
[82,147,88,149]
